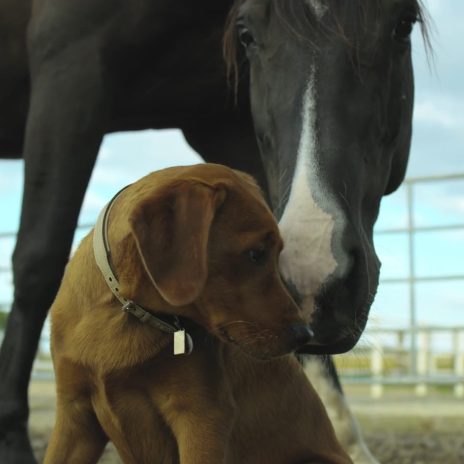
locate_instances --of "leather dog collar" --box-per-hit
[92,186,193,355]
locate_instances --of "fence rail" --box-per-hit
[24,326,464,392]
[336,327,464,398]
[1,173,464,392]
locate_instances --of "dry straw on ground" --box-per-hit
[30,381,464,463]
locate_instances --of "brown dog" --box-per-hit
[45,164,351,464]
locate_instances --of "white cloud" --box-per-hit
[0,175,16,194]
[414,98,464,130]
[81,190,107,217]
[89,164,132,188]
[0,161,23,194]
[97,145,112,161]
[89,130,202,191]
[431,194,464,216]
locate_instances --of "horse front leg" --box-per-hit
[0,27,108,463]
[301,356,379,464]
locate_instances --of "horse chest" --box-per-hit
[108,31,230,129]
[101,1,234,128]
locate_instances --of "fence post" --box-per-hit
[415,329,429,397]
[428,332,437,376]
[454,330,464,398]
[397,329,405,374]
[371,337,383,398]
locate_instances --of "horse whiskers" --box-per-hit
[338,321,364,344]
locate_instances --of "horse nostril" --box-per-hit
[289,323,314,347]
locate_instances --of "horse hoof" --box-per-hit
[0,431,37,464]
[0,407,36,464]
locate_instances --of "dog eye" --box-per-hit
[248,248,267,264]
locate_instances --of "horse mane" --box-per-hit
[223,0,431,90]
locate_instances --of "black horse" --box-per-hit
[0,0,428,462]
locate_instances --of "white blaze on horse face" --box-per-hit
[279,69,337,320]
[307,0,328,19]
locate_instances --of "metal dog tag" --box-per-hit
[174,330,193,355]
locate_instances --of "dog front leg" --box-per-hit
[167,408,233,464]
[44,398,108,464]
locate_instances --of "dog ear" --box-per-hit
[129,181,226,306]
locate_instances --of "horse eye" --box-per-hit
[248,248,266,264]
[237,25,256,48]
[393,14,417,42]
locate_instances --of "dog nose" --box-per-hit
[289,323,314,348]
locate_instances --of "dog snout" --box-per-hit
[288,323,314,349]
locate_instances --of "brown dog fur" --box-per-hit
[45,164,352,464]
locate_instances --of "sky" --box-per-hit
[0,0,463,349]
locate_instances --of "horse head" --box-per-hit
[225,0,429,354]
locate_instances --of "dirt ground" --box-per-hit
[347,385,464,464]
[29,381,464,463]
[357,415,464,464]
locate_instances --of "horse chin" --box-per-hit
[297,334,360,355]
[294,290,370,355]
[296,250,377,355]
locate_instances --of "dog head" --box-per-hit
[124,164,312,358]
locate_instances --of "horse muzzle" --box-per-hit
[283,241,378,355]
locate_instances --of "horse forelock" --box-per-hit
[223,0,431,90]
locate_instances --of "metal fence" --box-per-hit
[337,326,464,398]
[373,173,464,377]
[338,173,464,395]
[1,174,463,391]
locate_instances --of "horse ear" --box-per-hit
[129,181,226,306]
